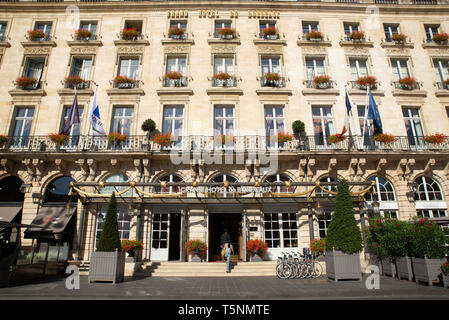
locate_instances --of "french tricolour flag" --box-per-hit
[340,89,352,136]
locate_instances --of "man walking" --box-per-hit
[220,229,234,273]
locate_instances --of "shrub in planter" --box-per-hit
[48,133,69,147]
[355,76,377,89]
[310,239,326,257]
[328,134,346,145]
[373,133,396,145]
[64,75,87,88]
[246,239,268,261]
[432,33,449,43]
[168,27,185,38]
[121,240,143,258]
[75,29,93,40]
[107,132,128,144]
[15,76,38,89]
[27,29,46,40]
[186,239,207,262]
[89,193,125,283]
[409,217,447,285]
[348,31,365,41]
[152,132,175,146]
[391,33,407,43]
[121,28,140,40]
[141,119,156,135]
[305,30,324,40]
[292,120,305,135]
[422,133,447,145]
[325,179,363,281]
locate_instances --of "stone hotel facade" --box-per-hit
[0,0,448,265]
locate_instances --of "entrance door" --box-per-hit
[208,213,242,261]
[151,212,181,261]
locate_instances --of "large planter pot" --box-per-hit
[250,255,264,262]
[381,256,396,277]
[325,250,362,281]
[88,251,126,284]
[412,257,446,286]
[442,274,449,288]
[190,251,202,262]
[368,254,383,275]
[395,256,413,281]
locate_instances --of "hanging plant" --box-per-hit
[328,133,346,144]
[107,132,128,144]
[121,28,140,40]
[27,29,46,40]
[75,29,93,40]
[264,72,281,81]
[48,133,70,146]
[422,133,447,145]
[432,33,449,43]
[391,33,407,42]
[305,30,324,40]
[373,133,396,144]
[348,30,365,41]
[152,132,175,146]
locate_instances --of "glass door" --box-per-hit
[403,108,424,148]
[12,108,34,149]
[162,106,184,149]
[151,213,170,261]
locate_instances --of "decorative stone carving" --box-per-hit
[257,45,283,54]
[328,158,337,176]
[348,158,358,181]
[423,158,435,175]
[24,47,51,55]
[163,45,190,54]
[134,159,142,180]
[344,46,369,55]
[376,158,387,174]
[142,159,150,183]
[117,46,145,55]
[70,46,97,55]
[445,161,449,179]
[298,159,307,182]
[306,158,315,181]
[356,158,366,181]
[77,159,89,182]
[301,46,327,54]
[0,159,14,174]
[385,48,410,56]
[210,44,236,54]
[397,159,408,180]
[87,159,96,182]
[405,159,415,181]
[54,159,66,174]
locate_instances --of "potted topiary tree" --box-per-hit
[292,120,307,150]
[325,179,363,281]
[409,217,447,286]
[88,193,126,283]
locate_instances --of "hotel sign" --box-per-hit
[167,10,280,19]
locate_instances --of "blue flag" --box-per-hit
[366,88,382,135]
[61,91,80,135]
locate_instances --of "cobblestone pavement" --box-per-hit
[0,275,448,300]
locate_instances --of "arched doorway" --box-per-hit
[365,176,398,218]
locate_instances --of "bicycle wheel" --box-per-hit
[298,263,308,279]
[304,264,314,278]
[312,262,323,278]
[276,263,292,279]
[288,263,297,278]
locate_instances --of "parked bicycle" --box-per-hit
[275,248,323,279]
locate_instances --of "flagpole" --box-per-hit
[362,87,370,137]
[84,84,97,150]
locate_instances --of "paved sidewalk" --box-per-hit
[0,275,448,300]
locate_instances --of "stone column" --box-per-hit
[307,204,315,242]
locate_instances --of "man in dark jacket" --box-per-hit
[220,229,231,249]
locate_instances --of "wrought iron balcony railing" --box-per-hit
[27,34,52,42]
[64,80,92,90]
[120,33,145,41]
[374,0,398,3]
[1,135,448,153]
[259,33,280,40]
[15,80,43,90]
[73,34,98,41]
[163,77,187,87]
[113,80,140,89]
[261,77,286,88]
[392,81,422,90]
[168,33,188,40]
[212,77,236,87]
[412,0,437,4]
[0,34,6,42]
[348,81,378,90]
[436,82,449,90]
[304,79,337,89]
[213,32,237,40]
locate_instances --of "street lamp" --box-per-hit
[371,200,380,216]
[316,201,323,216]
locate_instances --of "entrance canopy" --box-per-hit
[25,205,76,240]
[0,205,22,224]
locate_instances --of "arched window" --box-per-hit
[0,176,24,202]
[414,176,447,218]
[263,174,294,194]
[365,176,398,219]
[44,176,75,203]
[210,173,238,197]
[315,177,338,197]
[96,174,131,248]
[155,174,185,194]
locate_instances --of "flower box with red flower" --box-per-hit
[328,133,346,144]
[107,132,128,144]
[355,75,377,89]
[113,75,136,89]
[373,133,396,145]
[27,29,47,41]
[121,240,143,258]
[261,27,278,39]
[246,239,268,260]
[217,27,236,39]
[168,27,185,39]
[15,76,38,89]
[313,75,331,88]
[270,132,293,144]
[398,77,417,89]
[432,33,449,44]
[0,135,9,147]
[214,135,236,146]
[165,71,183,80]
[264,72,281,83]
[305,30,324,41]
[422,133,447,145]
[64,75,87,89]
[186,239,207,261]
[75,29,93,40]
[391,33,407,43]
[213,72,232,80]
[152,132,175,146]
[121,28,140,40]
[48,133,69,147]
[348,31,365,41]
